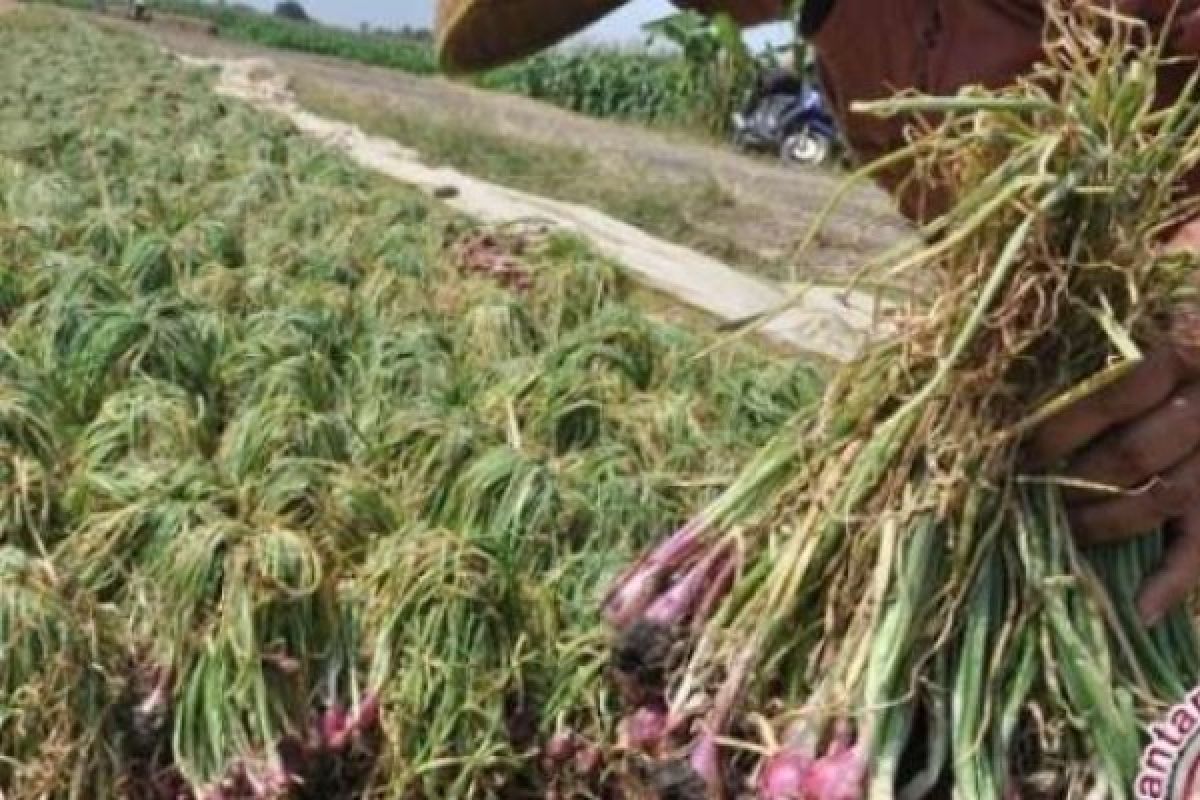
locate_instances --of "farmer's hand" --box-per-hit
[1028,218,1200,626]
[670,0,784,27]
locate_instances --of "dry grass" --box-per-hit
[290,76,789,279]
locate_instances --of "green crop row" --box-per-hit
[0,10,818,797]
[33,0,440,73]
[31,0,760,136]
[481,47,739,131]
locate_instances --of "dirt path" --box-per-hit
[179,53,887,362]
[57,9,914,360]
[101,12,912,277]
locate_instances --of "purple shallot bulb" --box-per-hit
[645,544,730,627]
[824,720,853,758]
[693,555,737,631]
[245,761,293,799]
[542,729,579,769]
[611,545,733,701]
[321,703,350,751]
[619,705,668,753]
[603,519,706,626]
[757,748,814,800]
[802,741,867,800]
[574,741,603,776]
[689,730,722,792]
[603,566,670,629]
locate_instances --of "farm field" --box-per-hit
[35,0,755,135]
[80,7,910,282]
[0,8,824,798]
[7,4,1200,800]
[34,0,441,73]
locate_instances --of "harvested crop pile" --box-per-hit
[0,11,822,799]
[594,6,1200,800]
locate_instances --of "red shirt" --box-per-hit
[809,0,1200,221]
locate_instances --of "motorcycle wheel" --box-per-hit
[731,129,753,152]
[780,129,832,167]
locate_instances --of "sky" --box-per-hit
[232,0,792,48]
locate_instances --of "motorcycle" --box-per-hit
[731,68,840,168]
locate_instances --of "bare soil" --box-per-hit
[96,11,912,277]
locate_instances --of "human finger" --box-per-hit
[1062,381,1200,502]
[1026,346,1186,468]
[1137,511,1200,626]
[1070,447,1200,543]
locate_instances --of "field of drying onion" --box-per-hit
[0,10,821,799]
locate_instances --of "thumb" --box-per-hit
[1167,217,1200,371]
[1137,513,1200,626]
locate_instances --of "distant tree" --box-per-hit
[392,24,432,43]
[272,1,309,22]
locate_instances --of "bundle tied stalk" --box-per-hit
[603,5,1200,799]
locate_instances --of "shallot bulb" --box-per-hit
[541,729,579,770]
[320,703,349,750]
[603,520,705,627]
[644,546,727,627]
[802,741,867,800]
[619,705,668,753]
[245,762,294,798]
[574,741,603,776]
[689,731,723,798]
[757,748,814,800]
